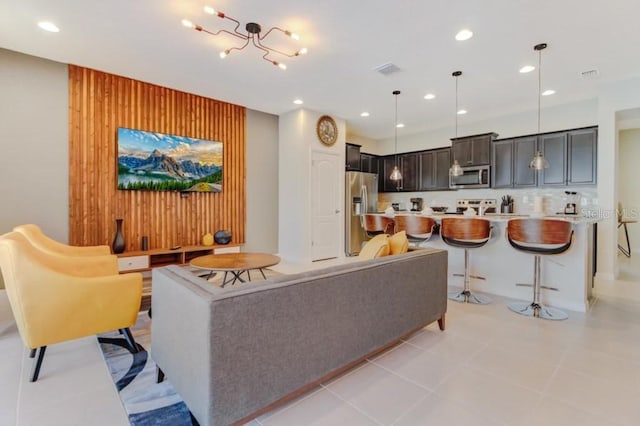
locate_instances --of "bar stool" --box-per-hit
[441,218,493,304]
[618,202,637,258]
[506,218,573,320]
[394,215,437,246]
[363,214,395,238]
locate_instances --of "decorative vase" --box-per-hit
[214,230,232,245]
[112,218,126,254]
[202,232,214,246]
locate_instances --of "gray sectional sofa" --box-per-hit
[151,247,448,426]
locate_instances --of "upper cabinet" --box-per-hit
[451,132,497,166]
[490,126,597,188]
[345,143,361,171]
[379,148,451,192]
[360,153,378,174]
[419,148,451,191]
[567,127,597,185]
[491,139,514,188]
[540,132,567,186]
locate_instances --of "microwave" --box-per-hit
[449,165,490,189]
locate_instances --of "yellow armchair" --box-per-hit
[0,232,142,382]
[14,224,111,256]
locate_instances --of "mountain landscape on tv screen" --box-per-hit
[117,128,223,191]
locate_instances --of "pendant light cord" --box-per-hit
[537,47,542,135]
[455,75,459,138]
[393,90,400,167]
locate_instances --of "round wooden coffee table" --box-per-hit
[190,252,281,287]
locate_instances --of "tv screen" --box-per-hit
[117,127,223,192]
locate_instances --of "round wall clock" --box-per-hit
[316,115,338,146]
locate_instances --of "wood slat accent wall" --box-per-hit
[68,65,245,250]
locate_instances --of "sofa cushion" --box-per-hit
[358,234,389,259]
[389,230,409,255]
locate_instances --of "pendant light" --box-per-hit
[529,43,550,170]
[389,90,403,181]
[449,71,463,177]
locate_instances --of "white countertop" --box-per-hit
[386,212,600,224]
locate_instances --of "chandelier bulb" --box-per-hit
[203,6,215,14]
[181,19,195,29]
[285,30,300,40]
[297,47,308,55]
[219,50,230,59]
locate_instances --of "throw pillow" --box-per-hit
[389,230,409,255]
[358,234,390,260]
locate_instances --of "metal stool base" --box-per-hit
[507,302,568,321]
[448,290,491,305]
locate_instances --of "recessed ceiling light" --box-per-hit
[396,123,405,128]
[455,29,473,41]
[541,89,556,96]
[293,99,303,105]
[519,65,535,73]
[424,93,436,100]
[360,112,370,117]
[457,109,467,115]
[37,21,60,33]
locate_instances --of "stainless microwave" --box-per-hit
[449,165,490,189]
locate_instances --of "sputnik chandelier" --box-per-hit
[182,5,308,70]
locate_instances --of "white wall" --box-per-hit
[245,109,279,253]
[618,129,640,255]
[0,49,69,241]
[597,77,640,280]
[278,109,346,263]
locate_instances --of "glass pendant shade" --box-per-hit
[449,160,463,176]
[529,150,549,170]
[389,90,402,182]
[390,165,402,181]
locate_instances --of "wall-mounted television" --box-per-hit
[117,127,223,192]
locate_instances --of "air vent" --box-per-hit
[581,69,599,79]
[373,62,401,76]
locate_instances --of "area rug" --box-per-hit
[98,267,281,425]
[97,319,195,426]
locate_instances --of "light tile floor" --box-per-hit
[1,255,640,426]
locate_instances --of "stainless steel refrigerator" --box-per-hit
[345,171,378,256]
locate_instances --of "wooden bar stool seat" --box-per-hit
[394,215,437,245]
[441,218,493,304]
[506,218,573,320]
[363,214,395,238]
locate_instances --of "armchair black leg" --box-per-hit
[157,366,165,383]
[29,348,36,358]
[120,328,139,353]
[30,346,47,382]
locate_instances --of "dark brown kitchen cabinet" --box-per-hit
[399,153,418,191]
[513,136,538,187]
[540,132,567,186]
[491,139,514,188]
[451,132,496,166]
[360,153,378,174]
[381,156,400,192]
[345,143,361,171]
[567,128,597,185]
[419,148,451,190]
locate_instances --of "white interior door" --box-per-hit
[311,151,341,261]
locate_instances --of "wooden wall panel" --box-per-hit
[69,66,246,250]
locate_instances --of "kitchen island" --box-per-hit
[397,213,597,312]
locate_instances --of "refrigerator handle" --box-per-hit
[360,185,367,228]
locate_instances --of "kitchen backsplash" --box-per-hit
[378,187,598,216]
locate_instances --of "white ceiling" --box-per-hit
[2,0,640,140]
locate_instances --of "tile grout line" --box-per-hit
[319,379,385,426]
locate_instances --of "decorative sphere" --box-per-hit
[202,233,214,246]
[214,230,232,245]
